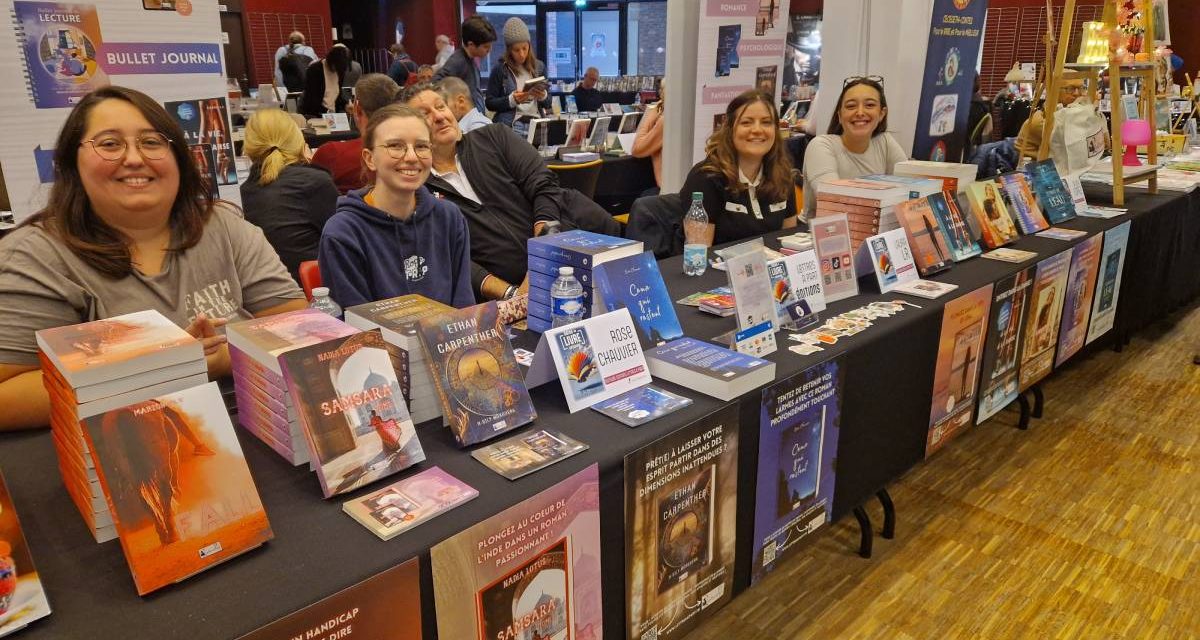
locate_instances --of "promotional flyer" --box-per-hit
[911,0,987,161]
[1055,234,1103,367]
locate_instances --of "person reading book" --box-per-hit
[802,75,908,217]
[401,83,621,304]
[319,104,474,310]
[679,89,799,246]
[240,108,338,285]
[0,86,307,431]
[485,18,550,127]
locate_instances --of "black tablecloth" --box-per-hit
[1,187,1195,639]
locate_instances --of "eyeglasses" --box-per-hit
[375,141,433,159]
[844,75,885,87]
[81,132,173,162]
[1061,85,1085,95]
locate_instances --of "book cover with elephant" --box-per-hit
[82,382,271,595]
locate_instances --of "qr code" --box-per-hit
[763,540,777,565]
[807,513,825,534]
[644,626,659,640]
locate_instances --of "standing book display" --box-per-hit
[895,197,952,276]
[927,285,993,456]
[810,214,859,303]
[964,180,1020,248]
[594,251,684,347]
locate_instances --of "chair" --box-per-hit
[298,260,322,301]
[547,159,603,201]
[626,193,683,258]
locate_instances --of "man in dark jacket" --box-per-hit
[402,83,621,302]
[432,16,495,114]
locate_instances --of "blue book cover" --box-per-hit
[647,337,770,381]
[1024,159,1077,224]
[590,384,692,427]
[927,192,982,261]
[528,267,592,292]
[594,252,683,347]
[13,1,109,109]
[527,230,640,271]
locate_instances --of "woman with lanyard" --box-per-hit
[678,89,799,247]
[319,104,474,309]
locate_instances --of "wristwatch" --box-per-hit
[502,284,519,300]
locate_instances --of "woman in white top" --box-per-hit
[802,76,908,216]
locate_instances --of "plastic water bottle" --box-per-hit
[682,192,710,276]
[550,267,586,328]
[309,286,343,319]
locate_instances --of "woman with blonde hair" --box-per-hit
[678,89,798,246]
[240,108,338,284]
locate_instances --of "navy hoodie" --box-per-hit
[319,186,475,309]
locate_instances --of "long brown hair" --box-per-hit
[24,86,213,279]
[826,77,889,137]
[502,42,540,77]
[702,90,792,202]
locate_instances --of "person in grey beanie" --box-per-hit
[485,17,550,127]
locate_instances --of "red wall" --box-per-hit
[241,0,333,86]
[382,0,461,66]
[790,0,821,14]
[1169,2,1199,85]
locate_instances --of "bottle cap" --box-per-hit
[558,266,574,276]
[692,192,704,201]
[312,286,330,297]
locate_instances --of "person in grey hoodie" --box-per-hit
[319,104,474,309]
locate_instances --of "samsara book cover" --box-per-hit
[927,284,993,457]
[432,464,602,640]
[418,302,535,447]
[280,330,425,498]
[82,382,272,595]
[625,404,739,640]
[13,1,109,109]
[0,469,51,635]
[477,538,571,640]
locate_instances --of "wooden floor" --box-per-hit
[684,303,1200,640]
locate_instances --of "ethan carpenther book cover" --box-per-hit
[82,382,272,596]
[418,302,535,447]
[280,330,426,498]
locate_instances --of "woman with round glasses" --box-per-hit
[0,86,307,430]
[240,108,338,284]
[319,104,474,309]
[802,75,908,216]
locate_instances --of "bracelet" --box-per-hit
[502,284,518,300]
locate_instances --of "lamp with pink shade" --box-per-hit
[1121,119,1151,167]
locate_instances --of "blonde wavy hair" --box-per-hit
[243,109,306,186]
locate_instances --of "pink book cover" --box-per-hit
[342,466,478,540]
[225,309,357,370]
[36,310,201,386]
[229,346,287,391]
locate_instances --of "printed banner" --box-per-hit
[911,0,988,162]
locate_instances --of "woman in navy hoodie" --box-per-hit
[319,104,474,309]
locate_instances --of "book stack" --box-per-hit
[344,295,454,426]
[813,177,940,254]
[35,310,207,543]
[526,230,643,333]
[893,160,978,195]
[225,309,359,466]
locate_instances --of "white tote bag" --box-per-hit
[1049,98,1108,174]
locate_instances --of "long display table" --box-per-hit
[0,186,1195,639]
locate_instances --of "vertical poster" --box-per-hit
[164,97,238,185]
[1085,221,1132,345]
[691,0,788,163]
[1018,249,1072,391]
[910,0,988,162]
[431,464,602,640]
[927,284,993,457]
[752,357,842,584]
[625,404,739,640]
[0,0,232,219]
[237,559,421,640]
[1055,234,1103,366]
[976,266,1034,424]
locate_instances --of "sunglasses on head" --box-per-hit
[844,75,885,87]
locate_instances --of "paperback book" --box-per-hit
[891,279,959,299]
[1055,234,1103,367]
[810,214,858,303]
[1036,228,1089,241]
[981,248,1038,263]
[471,428,589,480]
[1085,221,1132,345]
[432,465,602,640]
[1024,159,1076,224]
[1019,250,1072,390]
[35,309,202,388]
[646,337,775,401]
[341,467,477,540]
[590,384,693,427]
[82,382,272,595]
[976,267,1035,423]
[996,173,1050,234]
[964,180,1020,248]
[926,284,993,457]
[417,302,535,447]
[0,469,51,636]
[927,192,982,261]
[594,251,684,347]
[752,358,842,584]
[895,197,952,276]
[526,230,642,271]
[279,330,425,498]
[625,405,739,640]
